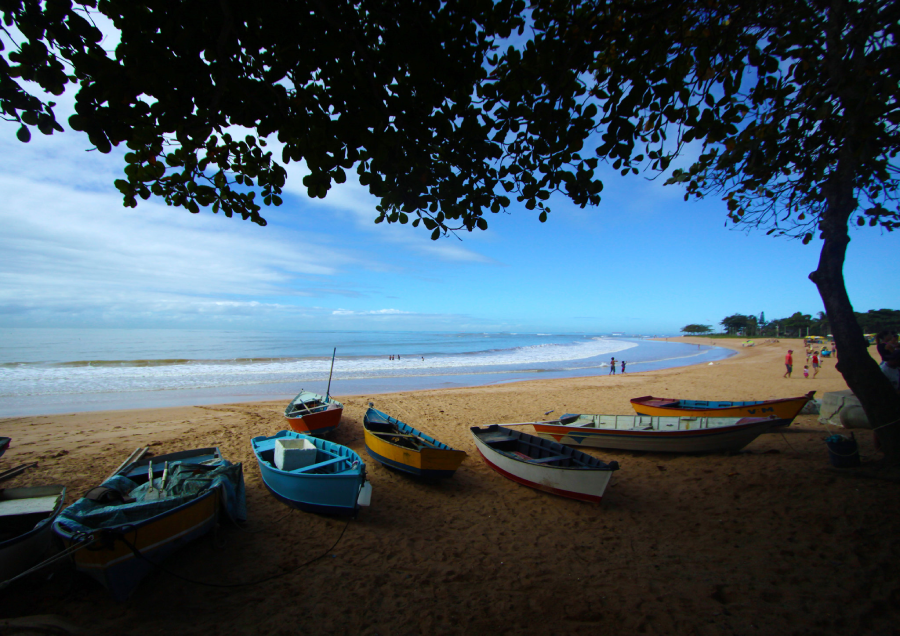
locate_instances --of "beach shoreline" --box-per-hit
[2,336,898,635]
[0,335,733,418]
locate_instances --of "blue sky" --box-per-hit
[1,34,896,335]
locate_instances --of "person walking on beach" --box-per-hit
[610,357,616,375]
[783,350,793,378]
[811,351,820,378]
[803,365,809,378]
[621,360,626,373]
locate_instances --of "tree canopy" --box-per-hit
[2,0,527,233]
[681,324,713,335]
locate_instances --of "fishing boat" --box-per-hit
[470,425,619,503]
[363,406,466,478]
[630,391,815,426]
[532,413,779,453]
[251,430,371,516]
[0,485,66,583]
[0,437,9,458]
[284,390,344,436]
[52,447,246,601]
[284,348,343,436]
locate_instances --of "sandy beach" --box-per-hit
[1,337,897,635]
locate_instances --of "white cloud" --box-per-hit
[0,167,367,324]
[279,157,496,265]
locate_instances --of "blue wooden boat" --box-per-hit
[0,437,10,458]
[251,430,372,516]
[363,407,466,478]
[53,447,246,601]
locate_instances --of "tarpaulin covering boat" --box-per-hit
[53,448,245,601]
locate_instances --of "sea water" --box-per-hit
[0,328,733,416]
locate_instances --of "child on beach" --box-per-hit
[783,350,793,378]
[803,365,809,378]
[610,357,616,375]
[621,360,626,373]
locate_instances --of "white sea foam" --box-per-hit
[0,338,637,397]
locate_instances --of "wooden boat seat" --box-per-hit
[0,495,60,517]
[527,454,569,464]
[290,456,348,473]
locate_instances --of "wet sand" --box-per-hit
[1,337,897,636]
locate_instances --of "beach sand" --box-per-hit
[1,337,898,635]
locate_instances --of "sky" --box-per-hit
[1,38,896,336]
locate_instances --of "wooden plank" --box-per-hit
[0,463,36,483]
[108,447,148,480]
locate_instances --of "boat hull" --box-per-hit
[284,391,344,436]
[56,489,220,601]
[630,392,814,426]
[533,415,779,453]
[470,426,616,503]
[363,408,466,478]
[0,485,66,582]
[251,431,368,516]
[52,447,244,601]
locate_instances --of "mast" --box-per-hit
[326,347,336,399]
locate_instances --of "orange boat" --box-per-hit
[284,348,343,437]
[630,391,814,427]
[284,390,344,436]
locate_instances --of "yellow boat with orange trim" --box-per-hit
[630,391,814,426]
[53,447,245,601]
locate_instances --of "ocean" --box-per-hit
[0,328,733,416]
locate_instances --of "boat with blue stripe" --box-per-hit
[363,406,466,479]
[251,430,371,516]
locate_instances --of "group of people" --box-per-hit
[783,333,900,391]
[609,357,626,374]
[783,348,824,378]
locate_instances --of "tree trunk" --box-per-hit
[810,185,900,466]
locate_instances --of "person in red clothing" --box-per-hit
[783,349,793,378]
[811,351,820,378]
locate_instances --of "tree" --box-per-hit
[2,0,526,232]
[681,324,713,335]
[720,314,750,336]
[783,312,813,338]
[481,0,900,465]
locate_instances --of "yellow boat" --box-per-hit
[630,391,814,426]
[363,407,466,478]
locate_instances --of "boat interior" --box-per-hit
[286,399,327,416]
[365,420,438,450]
[478,428,589,468]
[0,488,64,543]
[255,439,359,475]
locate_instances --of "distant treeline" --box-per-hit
[682,309,900,337]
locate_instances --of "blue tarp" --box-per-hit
[57,461,246,534]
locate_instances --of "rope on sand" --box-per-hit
[0,536,97,590]
[122,515,353,589]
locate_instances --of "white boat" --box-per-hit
[0,485,66,582]
[470,425,618,503]
[532,413,779,453]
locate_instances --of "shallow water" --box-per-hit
[0,329,732,416]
